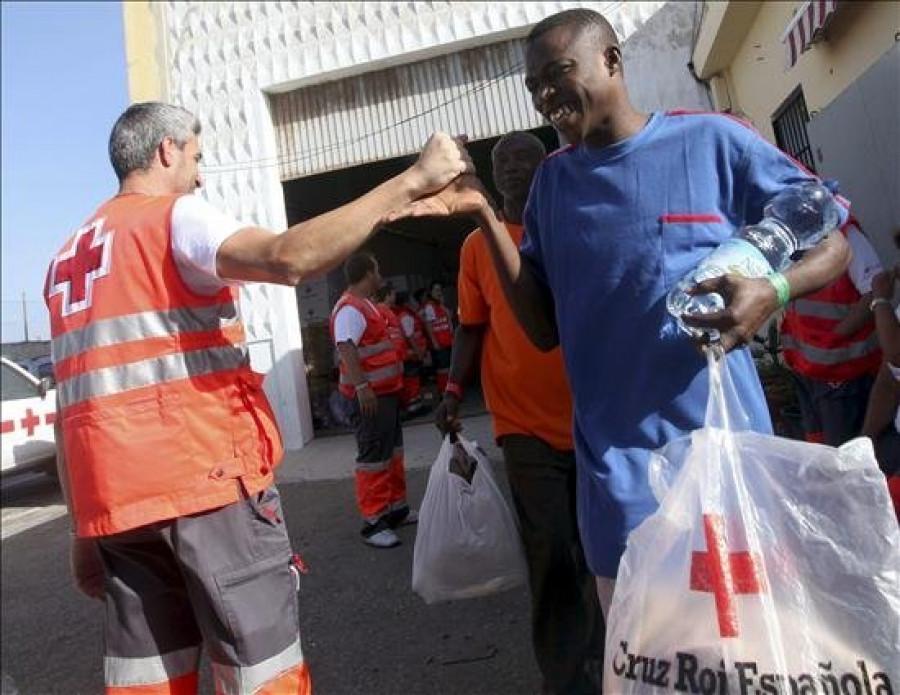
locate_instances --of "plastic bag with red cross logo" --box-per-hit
[604,348,900,694]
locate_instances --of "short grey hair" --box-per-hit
[108,102,201,182]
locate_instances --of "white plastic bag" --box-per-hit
[604,348,900,694]
[412,435,527,604]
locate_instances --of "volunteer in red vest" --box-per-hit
[44,102,472,695]
[781,213,883,446]
[330,254,416,549]
[375,281,407,364]
[394,290,429,416]
[436,131,604,694]
[422,281,454,391]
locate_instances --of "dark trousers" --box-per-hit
[874,427,900,477]
[345,392,407,521]
[500,434,605,695]
[791,372,874,446]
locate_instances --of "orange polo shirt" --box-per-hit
[457,222,574,451]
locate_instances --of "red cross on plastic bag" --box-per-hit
[690,513,766,638]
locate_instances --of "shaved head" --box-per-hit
[527,8,620,51]
[492,131,546,159]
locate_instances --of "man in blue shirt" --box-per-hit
[394,9,850,616]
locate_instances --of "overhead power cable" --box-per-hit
[200,60,527,176]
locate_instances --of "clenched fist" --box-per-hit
[406,133,475,198]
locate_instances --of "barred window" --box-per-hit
[772,88,816,173]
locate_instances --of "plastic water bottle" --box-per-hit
[666,181,842,340]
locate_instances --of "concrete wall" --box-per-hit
[808,44,900,266]
[622,0,712,112]
[725,1,899,141]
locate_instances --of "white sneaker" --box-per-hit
[363,527,401,548]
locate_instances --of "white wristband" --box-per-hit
[870,297,892,312]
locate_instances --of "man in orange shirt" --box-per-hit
[436,131,604,695]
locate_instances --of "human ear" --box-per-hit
[603,46,623,76]
[158,137,177,168]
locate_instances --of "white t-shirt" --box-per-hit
[399,314,416,337]
[333,304,369,345]
[845,225,882,295]
[171,195,245,295]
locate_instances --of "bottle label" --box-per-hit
[694,238,773,282]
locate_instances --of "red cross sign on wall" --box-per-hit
[690,513,766,638]
[48,218,114,316]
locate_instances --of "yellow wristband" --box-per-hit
[766,272,791,307]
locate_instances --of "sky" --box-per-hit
[1,1,128,343]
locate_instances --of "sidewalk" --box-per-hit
[278,412,500,483]
[275,413,541,695]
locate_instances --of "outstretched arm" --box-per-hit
[473,203,560,351]
[389,175,559,350]
[217,133,473,286]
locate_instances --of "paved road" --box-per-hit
[1,420,542,695]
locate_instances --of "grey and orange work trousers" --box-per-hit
[97,485,310,695]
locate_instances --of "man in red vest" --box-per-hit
[421,281,455,391]
[331,254,415,548]
[44,102,471,694]
[781,215,884,445]
[394,290,429,416]
[374,282,408,377]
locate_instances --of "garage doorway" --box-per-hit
[283,126,559,434]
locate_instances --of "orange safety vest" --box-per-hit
[330,293,403,398]
[781,223,882,382]
[378,304,408,362]
[424,299,454,348]
[395,306,428,360]
[44,194,283,538]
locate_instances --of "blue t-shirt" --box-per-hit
[520,111,845,577]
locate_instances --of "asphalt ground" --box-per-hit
[1,415,542,695]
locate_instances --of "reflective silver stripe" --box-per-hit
[339,363,402,386]
[213,638,304,695]
[52,302,239,362]
[58,344,248,407]
[790,299,850,321]
[105,645,200,687]
[781,332,881,365]
[357,340,395,358]
[356,459,391,472]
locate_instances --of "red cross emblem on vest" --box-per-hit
[690,513,766,638]
[48,218,114,316]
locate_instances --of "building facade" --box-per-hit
[122,1,710,447]
[692,0,899,266]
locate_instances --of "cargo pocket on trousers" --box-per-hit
[244,487,293,565]
[217,553,298,664]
